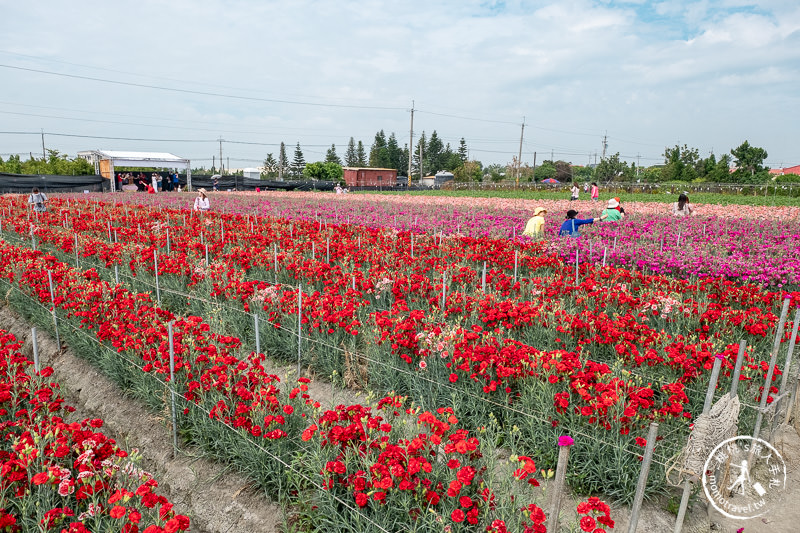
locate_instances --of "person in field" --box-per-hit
[570,182,579,201]
[28,187,48,212]
[559,209,606,237]
[671,193,694,217]
[193,188,210,211]
[522,207,547,238]
[590,182,599,201]
[601,198,625,221]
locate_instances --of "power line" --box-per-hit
[0,63,407,111]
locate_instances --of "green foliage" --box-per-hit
[661,144,700,182]
[730,140,769,184]
[368,130,389,168]
[356,141,367,166]
[452,160,483,182]
[457,138,468,163]
[535,161,556,181]
[484,163,505,182]
[0,150,95,175]
[263,153,279,178]
[426,130,445,172]
[324,144,341,165]
[345,137,358,167]
[596,153,633,182]
[303,161,343,181]
[291,142,306,179]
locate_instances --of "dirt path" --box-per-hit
[0,304,283,533]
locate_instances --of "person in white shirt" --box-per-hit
[28,187,48,212]
[570,182,579,201]
[193,188,210,211]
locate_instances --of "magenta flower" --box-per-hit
[558,435,574,446]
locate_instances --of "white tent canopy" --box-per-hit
[79,150,192,192]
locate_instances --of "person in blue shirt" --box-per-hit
[559,209,606,237]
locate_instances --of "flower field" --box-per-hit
[1,191,798,532]
[0,329,190,533]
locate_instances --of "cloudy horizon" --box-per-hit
[1,0,798,171]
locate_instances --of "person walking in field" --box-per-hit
[671,193,694,217]
[601,198,625,221]
[590,182,599,201]
[28,187,48,212]
[522,207,547,238]
[559,209,606,237]
[570,182,579,201]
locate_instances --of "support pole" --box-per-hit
[482,262,486,292]
[254,313,261,355]
[752,297,791,441]
[47,270,60,349]
[32,327,39,372]
[114,264,119,285]
[674,358,723,532]
[168,321,178,458]
[546,444,570,533]
[297,286,303,377]
[154,250,161,306]
[730,340,746,398]
[774,308,800,419]
[514,251,518,285]
[628,422,660,533]
[205,244,209,267]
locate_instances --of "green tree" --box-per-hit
[596,153,632,182]
[535,161,557,181]
[457,138,468,163]
[426,130,444,173]
[706,154,732,182]
[263,153,278,178]
[369,130,389,168]
[291,142,306,179]
[661,144,700,182]
[345,137,358,166]
[453,160,483,182]
[386,133,404,175]
[414,132,427,178]
[730,140,769,183]
[356,141,367,166]
[303,161,343,181]
[279,142,288,179]
[484,163,505,182]
[325,144,342,165]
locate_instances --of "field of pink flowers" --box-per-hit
[103,191,800,289]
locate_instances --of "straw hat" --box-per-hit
[198,188,207,196]
[607,198,619,208]
[533,207,547,216]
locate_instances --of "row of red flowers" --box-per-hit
[0,328,189,533]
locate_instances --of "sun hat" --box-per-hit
[198,188,207,195]
[607,198,619,208]
[533,207,547,216]
[566,209,579,219]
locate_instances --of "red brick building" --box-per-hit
[342,167,397,187]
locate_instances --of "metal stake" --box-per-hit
[47,271,60,349]
[32,327,39,372]
[154,250,161,306]
[254,313,261,355]
[168,321,178,458]
[297,286,303,377]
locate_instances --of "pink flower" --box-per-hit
[558,435,574,446]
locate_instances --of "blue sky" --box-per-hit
[0,0,798,169]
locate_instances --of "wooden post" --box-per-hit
[628,422,660,533]
[753,297,791,441]
[168,321,178,458]
[546,445,571,533]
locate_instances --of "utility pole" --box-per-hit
[40,129,46,159]
[212,155,216,172]
[419,144,424,181]
[408,100,414,187]
[601,132,608,160]
[516,117,525,186]
[636,153,641,179]
[551,149,554,162]
[219,137,223,174]
[532,151,537,182]
[279,142,285,181]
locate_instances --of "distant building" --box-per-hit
[421,171,454,188]
[770,165,800,176]
[342,167,397,187]
[242,168,262,179]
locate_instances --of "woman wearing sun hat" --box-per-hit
[559,209,606,237]
[601,198,625,221]
[522,207,548,238]
[193,188,210,212]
